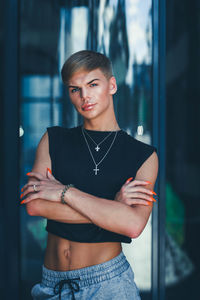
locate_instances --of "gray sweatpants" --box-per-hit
[31,251,141,299]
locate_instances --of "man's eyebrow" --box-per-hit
[68,85,79,89]
[87,78,100,85]
[68,78,100,89]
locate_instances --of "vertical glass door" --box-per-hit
[92,1,154,298]
[19,1,154,299]
[165,1,200,298]
[19,1,89,298]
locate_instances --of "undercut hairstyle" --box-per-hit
[61,50,113,85]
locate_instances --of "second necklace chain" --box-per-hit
[82,127,114,152]
[81,127,118,175]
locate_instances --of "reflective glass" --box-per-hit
[19,1,89,298]
[20,0,153,298]
[94,0,153,296]
[165,1,200,299]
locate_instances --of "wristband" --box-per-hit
[61,184,74,204]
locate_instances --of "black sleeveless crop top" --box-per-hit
[45,125,157,243]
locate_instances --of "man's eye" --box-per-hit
[71,88,79,93]
[90,83,97,87]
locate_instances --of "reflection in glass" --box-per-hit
[165,1,200,298]
[20,0,154,298]
[20,1,89,297]
[94,0,153,294]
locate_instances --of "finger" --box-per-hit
[128,199,153,206]
[20,185,40,198]
[126,186,157,196]
[46,168,56,180]
[23,180,45,195]
[125,192,156,202]
[24,182,41,192]
[127,180,152,187]
[125,177,133,184]
[22,181,41,191]
[20,192,40,204]
[26,171,45,180]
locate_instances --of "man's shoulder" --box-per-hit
[47,125,80,134]
[121,130,157,153]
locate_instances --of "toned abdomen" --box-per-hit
[44,232,122,271]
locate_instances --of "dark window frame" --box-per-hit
[0,0,21,299]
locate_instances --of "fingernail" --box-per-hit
[125,177,133,184]
[26,172,31,175]
[151,191,157,195]
[20,193,23,199]
[47,168,52,174]
[20,200,26,204]
[147,201,153,206]
[21,187,23,192]
[151,197,156,202]
[146,181,152,184]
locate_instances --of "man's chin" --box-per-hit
[79,109,98,118]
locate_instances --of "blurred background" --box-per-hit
[0,0,199,299]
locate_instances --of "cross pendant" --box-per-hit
[95,145,100,151]
[93,166,99,175]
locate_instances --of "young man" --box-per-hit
[21,50,158,300]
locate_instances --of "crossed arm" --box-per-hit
[22,131,158,238]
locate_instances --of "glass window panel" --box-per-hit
[165,1,200,299]
[19,1,89,298]
[20,0,154,299]
[94,0,153,297]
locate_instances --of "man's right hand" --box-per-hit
[114,179,157,207]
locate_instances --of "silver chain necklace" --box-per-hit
[81,126,118,175]
[82,127,114,151]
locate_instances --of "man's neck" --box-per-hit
[83,119,120,132]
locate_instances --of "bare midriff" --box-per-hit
[44,232,122,271]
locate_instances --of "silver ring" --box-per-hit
[33,184,37,192]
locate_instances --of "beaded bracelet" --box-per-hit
[61,184,74,204]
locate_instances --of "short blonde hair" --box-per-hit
[61,50,113,85]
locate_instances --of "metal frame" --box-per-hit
[152,0,166,299]
[0,0,20,299]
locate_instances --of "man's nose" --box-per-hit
[80,87,89,100]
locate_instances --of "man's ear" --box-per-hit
[109,76,117,95]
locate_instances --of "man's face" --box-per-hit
[67,68,117,121]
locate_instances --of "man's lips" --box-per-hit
[82,103,97,111]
